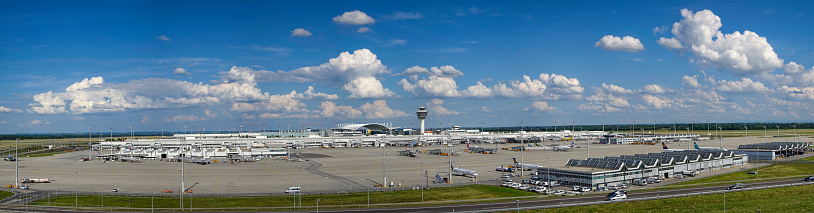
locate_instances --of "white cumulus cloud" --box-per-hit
[357,27,370,33]
[358,100,407,118]
[333,10,375,25]
[342,77,396,99]
[0,106,23,113]
[657,37,683,49]
[784,62,806,75]
[662,9,784,75]
[291,28,313,37]
[525,101,559,112]
[639,84,674,94]
[714,78,769,93]
[683,75,703,89]
[319,101,362,118]
[173,67,191,75]
[595,35,645,52]
[156,35,171,41]
[426,98,460,115]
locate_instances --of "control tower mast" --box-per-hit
[416,107,428,135]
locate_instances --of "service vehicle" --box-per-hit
[285,186,301,193]
[728,183,745,190]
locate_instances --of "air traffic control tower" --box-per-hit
[416,106,428,135]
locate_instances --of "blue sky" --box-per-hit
[2,1,814,133]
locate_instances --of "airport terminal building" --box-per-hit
[732,142,810,161]
[537,150,748,189]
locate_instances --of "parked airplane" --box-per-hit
[466,139,479,150]
[662,142,688,152]
[553,142,574,151]
[511,158,544,170]
[451,165,478,177]
[694,142,727,151]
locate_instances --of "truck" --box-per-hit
[682,170,698,177]
[21,178,50,183]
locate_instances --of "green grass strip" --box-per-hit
[525,184,814,213]
[32,185,538,208]
[0,190,12,200]
[673,163,814,186]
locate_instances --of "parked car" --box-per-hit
[803,176,814,182]
[728,183,745,190]
[606,190,627,197]
[510,183,521,189]
[597,187,608,191]
[501,182,512,187]
[518,185,530,190]
[607,193,627,201]
[285,186,301,193]
[553,190,565,195]
[572,186,581,191]
[580,187,592,192]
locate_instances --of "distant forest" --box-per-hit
[479,122,814,133]
[2,122,812,140]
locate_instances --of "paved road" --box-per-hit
[1,178,810,212]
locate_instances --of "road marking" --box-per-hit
[192,164,204,174]
[128,174,157,190]
[263,159,294,185]
[211,173,221,191]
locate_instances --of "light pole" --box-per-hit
[365,178,370,206]
[181,126,186,211]
[520,121,524,177]
[793,125,797,143]
[151,193,155,213]
[761,126,766,180]
[516,200,520,213]
[776,126,780,140]
[547,156,550,191]
[316,199,320,213]
[421,161,424,203]
[74,171,77,207]
[88,127,92,161]
[721,192,726,213]
[718,127,722,150]
[383,136,387,187]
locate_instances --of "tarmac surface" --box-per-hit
[0,135,808,195]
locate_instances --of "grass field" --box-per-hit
[32,185,539,209]
[796,156,814,161]
[0,190,12,200]
[673,163,814,186]
[528,183,814,213]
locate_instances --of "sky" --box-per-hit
[1,1,814,134]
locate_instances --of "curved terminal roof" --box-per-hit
[335,123,390,131]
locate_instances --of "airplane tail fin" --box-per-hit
[570,141,575,147]
[512,158,518,164]
[662,142,668,149]
[694,142,700,149]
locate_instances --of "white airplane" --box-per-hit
[451,165,478,177]
[695,142,727,151]
[466,139,479,150]
[662,142,688,152]
[553,141,574,151]
[512,158,544,170]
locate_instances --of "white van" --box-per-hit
[285,187,301,193]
